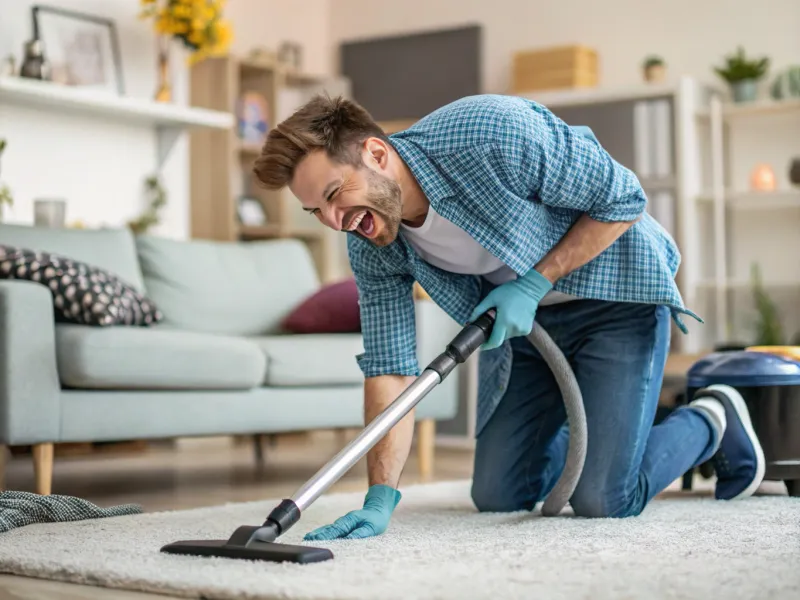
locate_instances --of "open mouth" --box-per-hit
[345,210,376,237]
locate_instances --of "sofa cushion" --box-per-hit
[55,324,266,390]
[252,334,364,386]
[135,235,320,336]
[282,278,361,334]
[0,244,162,326]
[0,223,146,292]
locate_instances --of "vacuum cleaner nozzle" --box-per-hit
[160,538,333,564]
[160,498,335,563]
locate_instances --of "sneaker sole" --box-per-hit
[707,384,766,500]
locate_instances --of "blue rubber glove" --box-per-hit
[303,484,401,541]
[468,268,553,350]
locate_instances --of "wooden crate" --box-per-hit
[512,45,598,93]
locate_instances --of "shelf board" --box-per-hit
[698,190,800,210]
[518,82,678,108]
[284,69,328,86]
[239,224,325,241]
[240,56,280,74]
[0,76,234,130]
[239,140,263,156]
[239,224,282,238]
[378,119,419,134]
[696,97,800,120]
[639,175,677,191]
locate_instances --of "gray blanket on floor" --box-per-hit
[0,491,142,533]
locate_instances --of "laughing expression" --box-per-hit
[290,148,403,247]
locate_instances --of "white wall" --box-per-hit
[226,0,331,77]
[0,0,331,239]
[329,0,799,94]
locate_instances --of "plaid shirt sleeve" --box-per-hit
[347,234,420,378]
[497,100,647,222]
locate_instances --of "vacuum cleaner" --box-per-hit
[161,309,588,564]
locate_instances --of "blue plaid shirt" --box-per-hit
[347,94,701,435]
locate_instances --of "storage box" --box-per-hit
[512,45,598,93]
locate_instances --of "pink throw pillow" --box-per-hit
[281,278,361,333]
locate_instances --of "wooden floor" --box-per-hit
[0,432,475,599]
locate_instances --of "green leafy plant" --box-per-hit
[128,174,166,234]
[714,47,769,83]
[751,263,784,345]
[0,138,12,221]
[643,55,664,69]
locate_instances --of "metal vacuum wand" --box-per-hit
[291,309,496,512]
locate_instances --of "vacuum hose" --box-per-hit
[426,309,587,516]
[525,321,587,516]
[244,309,587,545]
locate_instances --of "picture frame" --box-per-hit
[32,4,124,95]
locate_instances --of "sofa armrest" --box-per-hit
[413,299,463,422]
[0,280,61,444]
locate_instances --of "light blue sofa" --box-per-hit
[0,223,461,494]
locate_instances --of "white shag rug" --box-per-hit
[0,480,798,600]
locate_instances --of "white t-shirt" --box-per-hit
[400,206,577,306]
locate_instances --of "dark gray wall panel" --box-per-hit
[340,25,482,121]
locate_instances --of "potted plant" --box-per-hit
[642,55,666,83]
[0,139,12,222]
[714,46,769,103]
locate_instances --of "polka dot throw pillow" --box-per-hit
[0,244,162,326]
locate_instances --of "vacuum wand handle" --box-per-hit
[452,309,496,360]
[426,309,496,381]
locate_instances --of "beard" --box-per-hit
[356,167,402,246]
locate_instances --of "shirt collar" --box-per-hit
[389,135,455,206]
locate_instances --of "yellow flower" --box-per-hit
[173,5,192,18]
[214,20,232,46]
[155,17,172,34]
[188,31,204,46]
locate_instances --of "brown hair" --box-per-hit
[253,94,388,190]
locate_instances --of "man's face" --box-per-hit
[289,141,402,247]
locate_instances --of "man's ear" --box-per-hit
[363,137,390,170]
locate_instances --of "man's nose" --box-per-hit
[319,206,343,231]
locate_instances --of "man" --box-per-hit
[253,94,765,541]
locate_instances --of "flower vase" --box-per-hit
[154,36,172,103]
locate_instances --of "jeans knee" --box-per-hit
[570,489,645,519]
[470,478,535,513]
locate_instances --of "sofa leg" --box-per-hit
[32,443,54,495]
[417,419,435,481]
[253,434,265,468]
[0,444,6,491]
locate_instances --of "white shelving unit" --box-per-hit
[0,76,234,169]
[694,91,800,348]
[522,77,800,352]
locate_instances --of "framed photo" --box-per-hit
[32,4,124,95]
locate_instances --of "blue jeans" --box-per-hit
[470,299,719,518]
